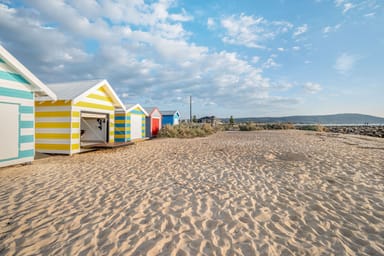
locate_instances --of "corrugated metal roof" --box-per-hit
[161,110,177,116]
[46,79,103,100]
[125,104,136,110]
[143,107,156,114]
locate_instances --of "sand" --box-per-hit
[0,130,383,255]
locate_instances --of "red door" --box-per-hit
[151,118,160,136]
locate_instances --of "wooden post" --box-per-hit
[190,96,192,123]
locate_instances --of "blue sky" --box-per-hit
[0,0,383,118]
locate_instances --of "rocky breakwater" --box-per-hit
[326,126,384,138]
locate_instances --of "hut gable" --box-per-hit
[125,104,148,116]
[144,107,161,118]
[73,84,115,112]
[0,57,34,101]
[0,45,56,100]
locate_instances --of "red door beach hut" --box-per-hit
[0,45,56,167]
[115,104,148,142]
[144,107,162,137]
[35,79,125,155]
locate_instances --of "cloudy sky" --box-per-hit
[1,0,383,118]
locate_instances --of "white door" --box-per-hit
[130,114,142,140]
[80,113,108,143]
[174,117,179,125]
[0,103,19,160]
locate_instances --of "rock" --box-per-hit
[325,126,384,138]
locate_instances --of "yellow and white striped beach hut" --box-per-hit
[35,79,125,155]
[0,45,57,167]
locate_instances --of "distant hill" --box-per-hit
[222,113,384,125]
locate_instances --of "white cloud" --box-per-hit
[364,12,375,17]
[343,3,355,13]
[24,1,112,40]
[0,3,15,13]
[221,14,265,48]
[323,26,331,33]
[334,0,380,15]
[277,47,284,52]
[153,22,189,40]
[170,9,193,22]
[292,46,300,51]
[207,17,215,29]
[334,53,358,74]
[303,82,322,94]
[220,14,293,48]
[262,56,280,69]
[152,0,172,21]
[251,56,260,63]
[69,0,101,18]
[0,1,302,117]
[293,24,308,37]
[335,0,344,7]
[272,81,294,91]
[323,24,341,34]
[0,3,90,66]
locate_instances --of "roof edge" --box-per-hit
[161,110,180,116]
[0,45,57,100]
[148,107,160,116]
[126,103,149,116]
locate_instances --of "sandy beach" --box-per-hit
[0,130,383,255]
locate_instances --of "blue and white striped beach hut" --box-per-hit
[0,45,56,167]
[161,110,180,126]
[115,104,148,142]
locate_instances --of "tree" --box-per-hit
[192,115,197,123]
[229,115,234,126]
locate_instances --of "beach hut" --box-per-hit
[35,79,125,155]
[161,110,180,126]
[0,45,56,167]
[115,104,148,142]
[144,107,162,137]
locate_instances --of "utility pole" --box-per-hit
[189,96,192,123]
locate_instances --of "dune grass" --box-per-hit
[157,123,218,138]
[157,122,326,138]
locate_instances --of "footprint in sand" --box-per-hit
[264,153,276,161]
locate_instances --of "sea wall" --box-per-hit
[326,126,384,138]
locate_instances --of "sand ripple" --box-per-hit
[0,130,383,255]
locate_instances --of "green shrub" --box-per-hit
[261,123,295,130]
[238,122,264,131]
[297,124,326,132]
[202,123,214,133]
[157,123,217,138]
[158,124,177,137]
[239,122,254,131]
[281,123,295,129]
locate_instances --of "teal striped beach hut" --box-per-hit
[0,45,56,167]
[115,104,148,142]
